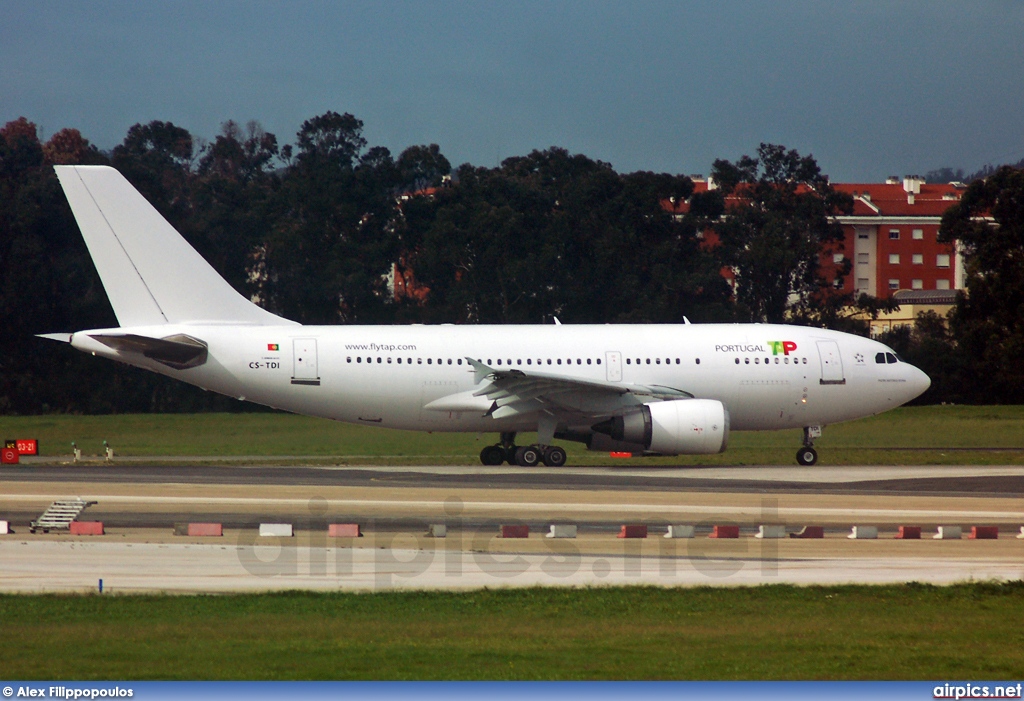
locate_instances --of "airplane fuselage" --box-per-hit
[71,322,929,435]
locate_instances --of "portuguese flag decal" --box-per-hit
[267,343,279,351]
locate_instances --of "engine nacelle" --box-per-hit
[591,399,729,455]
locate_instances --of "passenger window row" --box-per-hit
[345,357,605,366]
[344,356,701,367]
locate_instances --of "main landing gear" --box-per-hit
[479,432,568,467]
[796,425,821,466]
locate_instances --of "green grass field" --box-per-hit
[2,584,1023,680]
[3,405,1024,465]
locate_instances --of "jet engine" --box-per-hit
[590,399,729,455]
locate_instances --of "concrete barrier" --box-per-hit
[0,520,8,535]
[259,523,293,537]
[755,525,786,539]
[188,523,223,537]
[328,523,361,537]
[500,524,529,538]
[790,526,824,539]
[70,521,104,536]
[427,524,447,538]
[664,525,695,538]
[618,524,647,539]
[934,525,962,540]
[848,526,878,539]
[969,526,998,540]
[547,524,577,539]
[709,525,739,538]
[173,523,188,536]
[895,526,922,539]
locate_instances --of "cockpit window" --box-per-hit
[876,351,900,364]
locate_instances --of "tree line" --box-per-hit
[1,113,1022,413]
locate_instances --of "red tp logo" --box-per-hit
[769,341,798,356]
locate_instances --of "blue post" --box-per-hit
[98,578,103,593]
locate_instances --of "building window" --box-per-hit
[913,229,924,240]
[936,254,950,268]
[889,253,900,265]
[857,253,869,264]
[912,253,923,265]
[833,253,844,264]
[888,279,899,290]
[857,227,870,240]
[857,278,869,290]
[912,279,923,290]
[936,279,951,290]
[889,229,900,240]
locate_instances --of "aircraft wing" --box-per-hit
[464,358,691,421]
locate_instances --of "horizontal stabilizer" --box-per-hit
[89,333,208,370]
[36,333,72,343]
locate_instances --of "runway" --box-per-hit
[1,462,1023,592]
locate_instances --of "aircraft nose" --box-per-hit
[906,363,931,400]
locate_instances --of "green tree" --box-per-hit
[709,143,854,324]
[405,148,731,324]
[939,165,1024,403]
[265,112,404,323]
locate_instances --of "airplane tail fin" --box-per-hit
[54,165,294,327]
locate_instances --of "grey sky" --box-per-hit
[3,1,1023,181]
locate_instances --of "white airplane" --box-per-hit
[42,165,930,467]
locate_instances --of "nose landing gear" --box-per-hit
[796,425,821,466]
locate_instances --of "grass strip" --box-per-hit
[3,405,1024,465]
[2,583,1024,680]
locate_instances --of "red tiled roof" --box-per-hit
[664,180,964,218]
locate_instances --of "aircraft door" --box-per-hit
[816,340,845,385]
[605,351,622,382]
[291,338,320,386]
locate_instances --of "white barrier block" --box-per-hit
[259,523,293,537]
[546,524,577,538]
[755,525,786,539]
[664,525,695,538]
[848,526,878,539]
[1017,526,1024,540]
[427,524,447,538]
[0,520,8,535]
[934,525,962,540]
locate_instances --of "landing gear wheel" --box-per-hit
[480,445,505,466]
[514,445,540,467]
[542,445,567,467]
[796,447,818,466]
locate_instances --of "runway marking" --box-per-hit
[4,493,1023,521]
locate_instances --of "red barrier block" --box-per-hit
[329,523,361,537]
[790,526,824,539]
[709,525,740,538]
[188,523,222,537]
[969,526,999,540]
[618,524,648,538]
[895,526,922,539]
[70,521,103,535]
[500,524,529,538]
[609,452,633,458]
